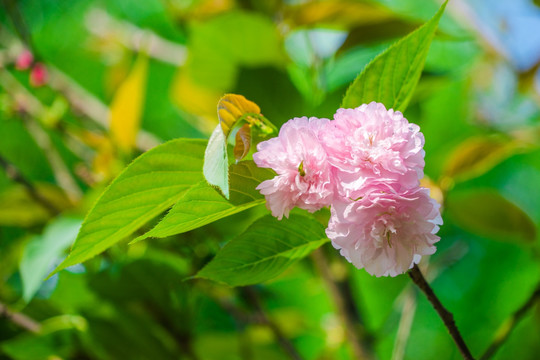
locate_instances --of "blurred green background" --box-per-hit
[1,0,540,359]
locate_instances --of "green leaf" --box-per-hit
[446,190,537,243]
[20,217,82,302]
[48,139,206,277]
[196,214,328,286]
[190,10,284,68]
[134,161,274,242]
[341,1,447,111]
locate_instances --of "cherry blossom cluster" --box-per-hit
[253,102,442,277]
[15,49,48,87]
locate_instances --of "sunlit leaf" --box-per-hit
[20,217,82,302]
[109,55,148,152]
[446,190,537,243]
[341,1,447,111]
[443,136,516,182]
[196,214,328,286]
[48,139,206,277]
[135,161,273,242]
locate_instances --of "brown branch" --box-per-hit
[480,284,540,360]
[241,287,304,360]
[0,302,42,333]
[311,248,374,360]
[0,155,61,215]
[408,264,475,360]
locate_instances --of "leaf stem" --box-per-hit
[408,264,474,360]
[480,283,540,360]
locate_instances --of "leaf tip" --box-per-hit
[129,235,147,245]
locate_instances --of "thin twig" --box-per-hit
[408,264,474,360]
[85,8,187,66]
[0,155,61,215]
[391,286,417,360]
[480,284,540,360]
[0,69,83,201]
[0,25,161,152]
[241,287,304,360]
[0,302,42,333]
[311,248,374,360]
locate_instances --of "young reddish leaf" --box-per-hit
[204,94,275,199]
[234,123,252,161]
[217,94,261,137]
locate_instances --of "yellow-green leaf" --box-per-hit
[48,139,206,278]
[134,161,273,242]
[0,184,71,227]
[109,55,148,152]
[446,190,537,244]
[443,136,516,182]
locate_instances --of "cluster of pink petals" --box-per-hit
[322,103,425,198]
[253,117,335,220]
[14,50,48,87]
[327,184,442,277]
[253,102,442,277]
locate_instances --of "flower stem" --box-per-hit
[408,264,474,360]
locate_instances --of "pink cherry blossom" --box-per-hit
[253,116,334,219]
[15,50,34,70]
[326,183,442,277]
[30,63,48,87]
[322,102,425,198]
